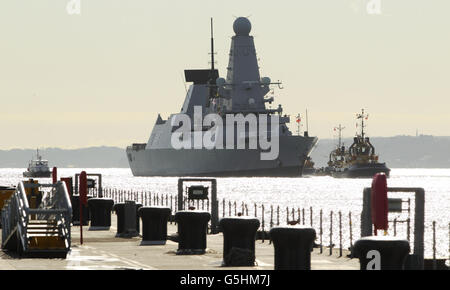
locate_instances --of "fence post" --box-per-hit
[432,221,437,270]
[261,204,265,243]
[286,207,289,224]
[277,206,280,226]
[222,199,225,217]
[320,209,323,254]
[407,218,411,243]
[270,205,274,229]
[394,218,397,236]
[329,211,333,256]
[339,211,342,257]
[349,211,353,250]
[302,208,305,225]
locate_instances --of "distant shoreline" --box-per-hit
[1,135,450,168]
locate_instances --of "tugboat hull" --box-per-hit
[332,163,390,178]
[23,171,52,178]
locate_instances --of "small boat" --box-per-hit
[326,124,348,174]
[23,149,52,178]
[330,110,390,178]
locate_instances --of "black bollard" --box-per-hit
[138,206,171,245]
[270,226,316,270]
[71,195,89,225]
[113,203,126,237]
[136,203,143,235]
[353,236,410,270]
[175,211,211,255]
[87,198,114,230]
[122,201,139,237]
[219,217,260,266]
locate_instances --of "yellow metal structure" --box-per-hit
[27,221,66,250]
[0,186,15,210]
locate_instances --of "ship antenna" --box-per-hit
[296,114,302,136]
[334,125,345,148]
[207,17,218,105]
[356,108,367,139]
[210,17,215,72]
[361,108,365,139]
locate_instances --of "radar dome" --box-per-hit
[233,17,252,36]
[216,77,226,87]
[261,77,271,85]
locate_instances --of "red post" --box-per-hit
[79,171,88,244]
[52,167,57,184]
[371,173,389,235]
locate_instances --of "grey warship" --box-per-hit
[126,17,318,177]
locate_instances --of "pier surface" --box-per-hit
[0,219,359,270]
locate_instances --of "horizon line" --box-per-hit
[0,134,449,151]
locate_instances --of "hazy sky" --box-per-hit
[1,0,449,149]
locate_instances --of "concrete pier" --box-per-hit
[0,218,359,270]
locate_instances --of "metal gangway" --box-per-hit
[1,181,72,258]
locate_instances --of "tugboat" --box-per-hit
[23,149,52,178]
[332,109,390,178]
[327,124,348,175]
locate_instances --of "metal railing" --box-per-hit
[1,182,30,252]
[35,181,73,249]
[1,181,72,252]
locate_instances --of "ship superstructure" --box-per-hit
[23,149,52,178]
[126,17,317,177]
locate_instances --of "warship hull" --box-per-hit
[127,136,317,177]
[332,163,390,179]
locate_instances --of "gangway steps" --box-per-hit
[2,181,72,258]
[26,220,66,252]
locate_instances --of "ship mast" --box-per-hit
[334,124,345,148]
[210,17,215,72]
[296,114,302,136]
[356,109,368,139]
[207,18,218,107]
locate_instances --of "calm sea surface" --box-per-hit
[1,168,449,259]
